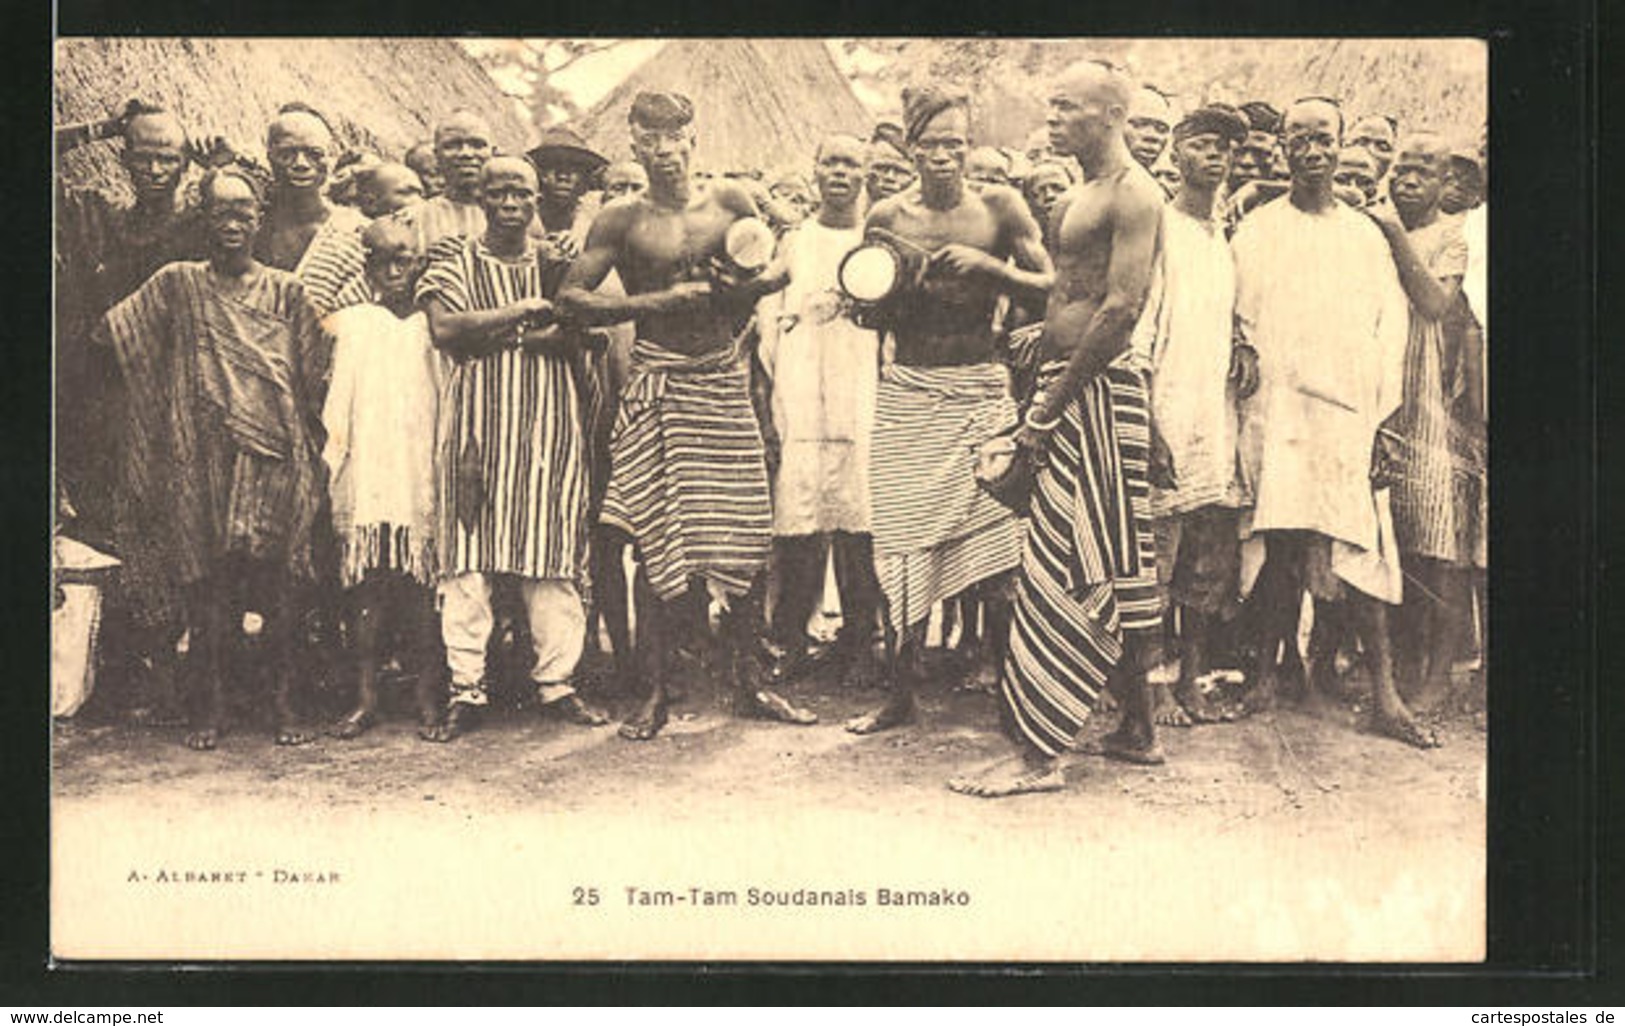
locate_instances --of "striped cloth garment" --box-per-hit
[1390,216,1479,567]
[599,338,772,603]
[416,238,588,582]
[1001,358,1162,758]
[869,362,1025,635]
[94,262,329,626]
[292,206,369,319]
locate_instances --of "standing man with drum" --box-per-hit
[558,91,818,741]
[844,84,1053,736]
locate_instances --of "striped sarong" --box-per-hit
[599,339,772,602]
[1002,358,1161,757]
[869,362,1025,634]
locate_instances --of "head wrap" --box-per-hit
[1239,100,1282,134]
[1173,103,1249,144]
[901,85,969,147]
[628,91,694,131]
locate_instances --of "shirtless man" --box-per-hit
[951,60,1164,797]
[845,84,1052,736]
[558,91,817,741]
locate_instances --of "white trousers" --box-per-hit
[439,573,584,706]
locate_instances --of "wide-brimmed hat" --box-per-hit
[525,126,609,175]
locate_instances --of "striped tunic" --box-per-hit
[1002,359,1161,757]
[599,339,772,603]
[869,362,1025,634]
[1390,217,1477,566]
[292,206,369,319]
[94,262,328,626]
[417,238,588,582]
[395,195,486,263]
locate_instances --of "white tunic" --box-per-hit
[1232,198,1409,601]
[757,220,879,536]
[320,304,446,584]
[1131,205,1243,519]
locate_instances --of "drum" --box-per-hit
[723,217,777,275]
[836,227,929,306]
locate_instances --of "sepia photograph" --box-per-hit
[50,35,1489,963]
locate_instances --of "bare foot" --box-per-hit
[276,724,317,746]
[736,688,818,725]
[1173,680,1232,724]
[1095,688,1121,714]
[327,708,376,740]
[1371,706,1441,749]
[418,703,478,743]
[845,692,916,734]
[948,755,1065,798]
[1081,727,1166,765]
[539,693,610,727]
[1151,682,1193,727]
[618,695,669,741]
[184,727,220,751]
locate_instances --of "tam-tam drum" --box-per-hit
[723,217,777,275]
[836,227,931,329]
[837,227,930,304]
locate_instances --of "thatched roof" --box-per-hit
[571,40,871,174]
[54,38,535,201]
[877,38,1485,151]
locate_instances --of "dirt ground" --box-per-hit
[50,642,1487,962]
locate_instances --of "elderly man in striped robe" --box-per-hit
[559,90,818,742]
[414,156,609,741]
[950,61,1166,798]
[93,165,330,750]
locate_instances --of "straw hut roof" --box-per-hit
[54,37,534,202]
[972,39,1484,150]
[571,39,871,174]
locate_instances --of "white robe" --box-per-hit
[1131,205,1243,519]
[756,220,879,536]
[1232,199,1409,602]
[320,304,446,584]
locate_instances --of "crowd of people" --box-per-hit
[53,56,1488,797]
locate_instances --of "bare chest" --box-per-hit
[622,199,736,287]
[890,198,1001,255]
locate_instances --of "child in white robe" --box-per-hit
[320,219,445,737]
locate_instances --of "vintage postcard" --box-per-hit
[50,36,1487,962]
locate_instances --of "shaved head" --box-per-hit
[1284,97,1344,141]
[361,216,417,256]
[266,109,333,149]
[1052,61,1133,118]
[435,109,493,145]
[482,155,537,189]
[124,110,184,150]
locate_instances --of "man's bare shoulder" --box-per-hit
[865,192,907,228]
[1114,166,1168,219]
[978,183,1032,220]
[585,196,641,240]
[708,178,761,218]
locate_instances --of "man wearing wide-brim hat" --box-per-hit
[526,125,610,251]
